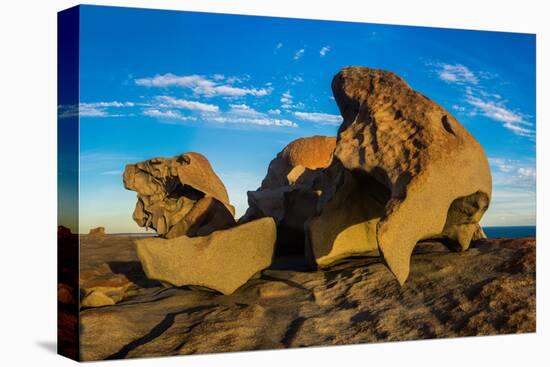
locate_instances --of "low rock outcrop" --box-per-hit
[123,152,236,239]
[80,264,133,307]
[135,218,277,295]
[88,227,105,236]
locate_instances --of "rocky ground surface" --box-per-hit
[77,234,535,361]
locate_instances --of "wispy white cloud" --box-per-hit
[268,109,281,115]
[143,103,297,128]
[482,156,536,226]
[465,93,535,138]
[451,104,466,112]
[59,102,135,118]
[280,90,304,110]
[293,49,305,60]
[100,170,123,176]
[294,111,342,126]
[85,101,135,108]
[275,42,283,50]
[280,91,292,104]
[227,103,263,117]
[135,73,271,98]
[78,105,109,117]
[142,109,196,121]
[437,63,478,85]
[204,104,298,128]
[155,95,219,112]
[429,62,535,139]
[489,157,536,191]
[319,46,331,57]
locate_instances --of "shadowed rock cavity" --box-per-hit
[241,135,392,266]
[240,136,339,256]
[331,66,492,284]
[123,152,236,239]
[305,169,391,268]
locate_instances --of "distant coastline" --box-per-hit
[483,226,536,238]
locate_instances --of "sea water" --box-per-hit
[483,226,536,238]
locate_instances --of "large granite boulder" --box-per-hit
[123,152,236,238]
[331,66,492,284]
[135,217,277,295]
[240,136,338,255]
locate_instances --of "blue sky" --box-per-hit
[67,5,536,233]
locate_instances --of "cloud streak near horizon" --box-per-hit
[134,73,272,98]
[431,62,535,140]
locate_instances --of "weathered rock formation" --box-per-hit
[331,66,492,284]
[121,66,493,292]
[135,218,276,295]
[241,136,338,255]
[89,226,105,236]
[123,153,236,239]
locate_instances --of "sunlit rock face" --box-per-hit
[123,152,236,239]
[135,217,277,295]
[332,66,492,284]
[240,135,339,255]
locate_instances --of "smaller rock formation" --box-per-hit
[80,264,133,307]
[241,136,338,255]
[88,227,105,236]
[58,225,73,239]
[135,217,277,295]
[123,152,236,238]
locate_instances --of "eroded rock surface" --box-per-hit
[305,169,389,267]
[80,264,133,307]
[332,67,492,284]
[123,152,236,239]
[241,136,338,255]
[79,235,535,361]
[135,218,277,295]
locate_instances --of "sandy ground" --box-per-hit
[75,234,535,361]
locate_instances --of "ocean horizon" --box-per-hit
[91,226,537,239]
[483,226,536,238]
